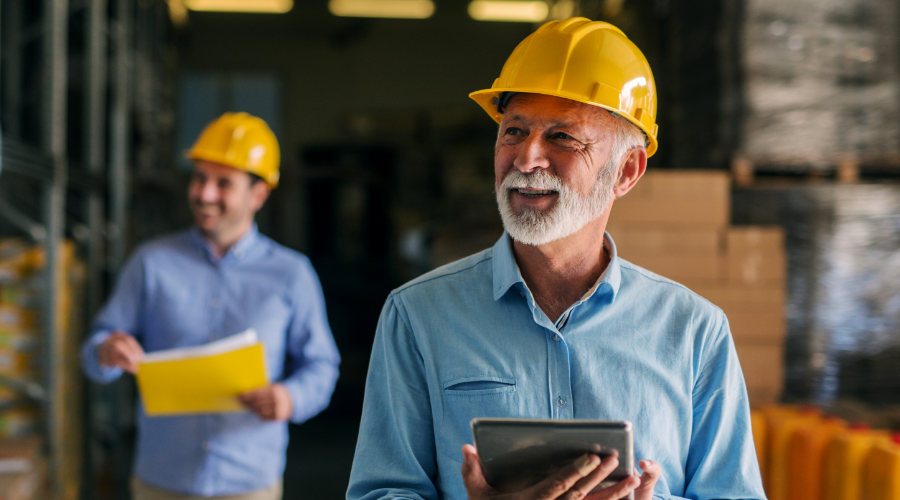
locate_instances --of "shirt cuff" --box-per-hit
[82,331,125,383]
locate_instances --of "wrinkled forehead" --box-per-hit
[500,92,617,137]
[503,93,612,125]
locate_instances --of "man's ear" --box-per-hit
[249,181,271,211]
[612,148,647,198]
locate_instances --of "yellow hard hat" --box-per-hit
[469,17,659,157]
[186,112,281,187]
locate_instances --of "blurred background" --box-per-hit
[0,0,898,499]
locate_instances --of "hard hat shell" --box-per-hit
[186,112,281,188]
[469,17,659,157]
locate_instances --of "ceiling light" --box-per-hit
[469,1,549,22]
[329,0,435,19]
[184,0,293,13]
[167,0,189,25]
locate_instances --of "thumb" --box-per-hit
[461,445,491,493]
[636,460,661,493]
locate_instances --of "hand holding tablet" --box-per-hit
[464,418,660,500]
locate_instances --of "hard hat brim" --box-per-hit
[469,88,658,158]
[185,148,280,188]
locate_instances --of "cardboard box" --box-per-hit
[0,351,36,377]
[0,437,45,500]
[747,386,782,408]
[694,287,786,343]
[608,170,731,228]
[610,227,722,257]
[0,307,36,332]
[735,343,784,391]
[609,197,729,228]
[630,170,731,201]
[623,253,723,282]
[0,409,39,439]
[726,227,786,286]
[725,311,786,344]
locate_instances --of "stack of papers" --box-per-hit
[136,329,268,416]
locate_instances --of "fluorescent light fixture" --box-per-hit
[185,0,293,13]
[329,0,435,19]
[469,0,549,22]
[167,0,189,25]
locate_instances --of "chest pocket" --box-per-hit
[439,376,519,463]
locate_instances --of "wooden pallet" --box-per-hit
[731,154,900,186]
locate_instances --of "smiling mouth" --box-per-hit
[511,188,558,198]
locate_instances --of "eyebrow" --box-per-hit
[505,114,569,129]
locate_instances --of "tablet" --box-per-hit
[471,418,634,499]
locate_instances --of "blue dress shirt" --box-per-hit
[347,233,765,500]
[82,226,340,496]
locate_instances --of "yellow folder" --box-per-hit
[135,330,268,416]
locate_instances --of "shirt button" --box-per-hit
[211,299,221,309]
[557,397,567,407]
[202,441,210,450]
[553,334,561,342]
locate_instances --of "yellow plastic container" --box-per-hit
[764,406,821,500]
[821,425,891,500]
[750,410,767,488]
[862,435,900,500]
[786,416,845,500]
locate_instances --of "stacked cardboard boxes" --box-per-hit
[0,241,44,436]
[608,170,787,407]
[0,437,44,500]
[0,239,85,500]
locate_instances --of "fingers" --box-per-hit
[271,384,293,421]
[564,455,621,499]
[634,460,661,499]
[100,332,145,373]
[589,476,640,500]
[238,386,289,421]
[528,454,600,500]
[461,444,492,499]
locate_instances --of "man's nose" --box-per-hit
[197,180,219,203]
[512,135,550,173]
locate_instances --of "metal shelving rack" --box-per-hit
[0,0,171,498]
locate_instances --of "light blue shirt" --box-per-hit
[347,233,765,500]
[81,226,340,496]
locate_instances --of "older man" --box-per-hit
[347,18,764,500]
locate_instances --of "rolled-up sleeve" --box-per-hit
[347,294,438,500]
[676,315,765,500]
[81,250,146,383]
[279,258,341,424]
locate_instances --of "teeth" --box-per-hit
[515,188,555,196]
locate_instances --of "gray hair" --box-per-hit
[606,111,648,170]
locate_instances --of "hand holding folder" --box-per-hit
[135,329,268,416]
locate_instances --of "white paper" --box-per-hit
[140,329,259,364]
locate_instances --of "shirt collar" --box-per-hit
[191,223,261,263]
[492,230,622,303]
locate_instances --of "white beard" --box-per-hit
[496,160,617,246]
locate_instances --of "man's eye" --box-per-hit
[552,132,573,140]
[505,127,523,136]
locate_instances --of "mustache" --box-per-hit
[500,170,564,191]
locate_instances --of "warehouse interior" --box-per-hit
[0,0,899,499]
